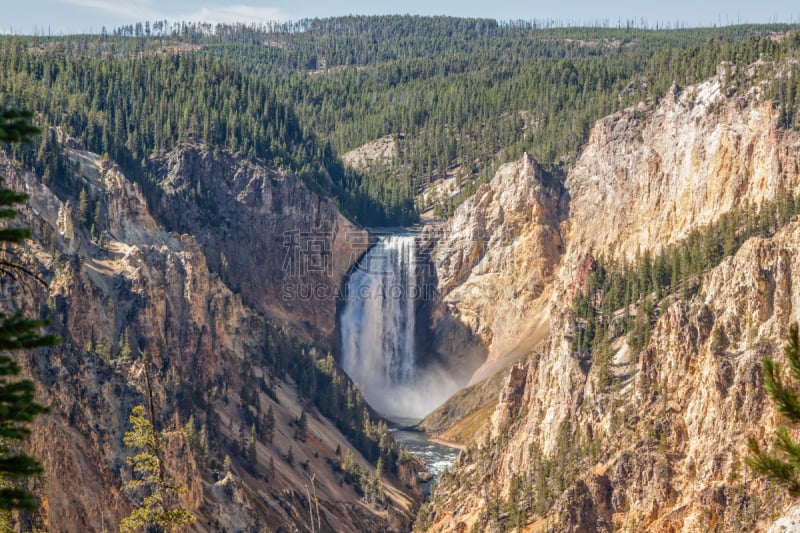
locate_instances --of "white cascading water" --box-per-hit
[340,235,425,419]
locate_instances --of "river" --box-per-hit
[392,429,460,476]
[338,233,461,477]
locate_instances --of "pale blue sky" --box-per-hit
[1,0,797,34]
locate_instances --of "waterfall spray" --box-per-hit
[340,236,417,414]
[340,234,458,420]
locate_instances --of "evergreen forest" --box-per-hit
[1,18,799,225]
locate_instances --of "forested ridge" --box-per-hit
[3,15,800,531]
[1,17,800,225]
[572,190,800,392]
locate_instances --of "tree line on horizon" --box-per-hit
[0,19,798,225]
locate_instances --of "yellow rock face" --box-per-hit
[424,69,800,532]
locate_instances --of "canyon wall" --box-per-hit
[422,66,800,531]
[424,156,566,384]
[0,144,414,532]
[153,145,366,344]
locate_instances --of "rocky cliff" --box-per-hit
[0,142,416,532]
[4,52,800,533]
[419,65,800,531]
[561,74,800,283]
[415,157,565,440]
[153,145,366,344]
[422,157,566,390]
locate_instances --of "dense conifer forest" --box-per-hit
[571,190,800,392]
[3,16,800,530]
[1,17,799,225]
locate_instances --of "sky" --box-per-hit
[1,0,798,35]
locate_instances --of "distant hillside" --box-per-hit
[2,19,798,224]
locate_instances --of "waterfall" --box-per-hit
[340,235,421,419]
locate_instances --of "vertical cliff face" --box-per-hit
[564,76,800,268]
[0,144,415,532]
[424,156,566,384]
[153,145,367,344]
[417,155,567,441]
[420,65,800,532]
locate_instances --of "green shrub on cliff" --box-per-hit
[0,107,59,513]
[748,323,800,495]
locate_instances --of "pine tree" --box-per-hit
[286,445,294,466]
[0,331,51,512]
[248,423,257,465]
[77,187,90,226]
[0,107,60,512]
[92,201,102,236]
[0,108,38,143]
[264,405,275,444]
[120,405,196,532]
[295,409,308,442]
[119,329,133,359]
[747,323,800,495]
[121,357,194,532]
[342,449,355,480]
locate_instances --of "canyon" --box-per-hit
[2,43,800,533]
[1,142,420,532]
[415,66,800,531]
